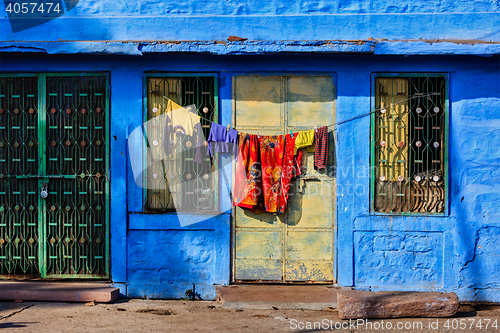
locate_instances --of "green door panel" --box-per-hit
[0,74,109,279]
[0,76,40,276]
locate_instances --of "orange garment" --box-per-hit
[233,133,261,209]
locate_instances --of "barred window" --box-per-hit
[145,75,217,212]
[371,75,447,214]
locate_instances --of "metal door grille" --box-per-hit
[0,73,109,278]
[145,75,218,212]
[0,76,40,276]
[372,75,447,214]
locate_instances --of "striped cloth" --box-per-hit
[314,127,328,169]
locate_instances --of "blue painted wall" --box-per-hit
[1,0,500,42]
[1,1,500,301]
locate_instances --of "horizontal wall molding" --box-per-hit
[0,40,499,56]
[128,212,230,230]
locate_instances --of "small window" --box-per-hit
[371,75,447,214]
[145,75,217,212]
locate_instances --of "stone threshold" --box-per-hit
[0,281,119,303]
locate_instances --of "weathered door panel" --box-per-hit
[234,76,283,130]
[287,180,334,228]
[235,229,283,281]
[285,179,334,281]
[235,206,281,228]
[233,76,284,282]
[235,208,283,280]
[285,259,334,281]
[286,228,334,282]
[233,75,335,283]
[287,76,335,128]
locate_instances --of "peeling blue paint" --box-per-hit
[1,40,500,56]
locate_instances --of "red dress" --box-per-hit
[259,135,285,213]
[233,133,298,215]
[278,133,298,215]
[233,133,261,209]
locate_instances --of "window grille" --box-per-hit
[372,75,447,214]
[145,75,217,212]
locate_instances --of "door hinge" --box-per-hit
[107,170,111,182]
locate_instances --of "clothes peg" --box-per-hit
[314,125,317,132]
[290,130,293,138]
[257,132,260,138]
[227,124,230,132]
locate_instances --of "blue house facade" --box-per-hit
[0,0,499,301]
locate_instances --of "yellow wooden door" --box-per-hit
[233,75,336,283]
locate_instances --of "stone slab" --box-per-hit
[216,285,337,306]
[221,301,337,311]
[0,282,119,303]
[338,290,459,319]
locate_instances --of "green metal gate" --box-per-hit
[0,73,109,278]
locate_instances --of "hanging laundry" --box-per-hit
[293,150,303,178]
[162,104,207,164]
[165,99,182,112]
[259,135,286,214]
[233,133,262,210]
[294,130,315,154]
[164,99,199,115]
[233,132,300,215]
[206,123,239,158]
[278,133,298,214]
[314,126,328,169]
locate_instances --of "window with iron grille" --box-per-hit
[371,75,448,214]
[145,75,218,212]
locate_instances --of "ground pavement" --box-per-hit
[0,299,499,332]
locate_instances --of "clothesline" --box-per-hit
[151,91,441,132]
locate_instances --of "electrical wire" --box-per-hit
[151,91,441,132]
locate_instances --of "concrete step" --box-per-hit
[216,285,337,310]
[0,282,119,303]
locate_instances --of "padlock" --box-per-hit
[40,185,48,199]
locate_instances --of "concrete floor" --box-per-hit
[0,299,499,332]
